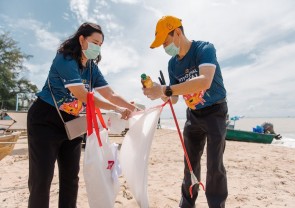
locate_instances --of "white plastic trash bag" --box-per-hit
[84,130,121,208]
[84,92,121,208]
[104,111,128,135]
[120,105,163,208]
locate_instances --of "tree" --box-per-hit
[0,32,37,110]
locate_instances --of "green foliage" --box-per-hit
[0,32,37,110]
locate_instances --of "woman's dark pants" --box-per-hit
[27,98,82,208]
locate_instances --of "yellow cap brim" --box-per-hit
[150,32,167,49]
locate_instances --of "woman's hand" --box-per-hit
[115,107,132,120]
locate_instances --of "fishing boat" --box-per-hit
[225,115,281,144]
[0,132,21,161]
[226,128,275,144]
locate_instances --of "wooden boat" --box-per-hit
[0,132,21,161]
[226,128,275,144]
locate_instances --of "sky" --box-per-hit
[1,0,295,118]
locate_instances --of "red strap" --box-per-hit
[86,93,93,136]
[87,92,102,146]
[95,108,107,129]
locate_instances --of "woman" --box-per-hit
[27,22,135,208]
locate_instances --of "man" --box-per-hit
[143,16,228,208]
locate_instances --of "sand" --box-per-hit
[1,129,295,208]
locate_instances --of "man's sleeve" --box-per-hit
[199,43,217,68]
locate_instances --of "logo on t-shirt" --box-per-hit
[183,91,205,110]
[58,81,90,116]
[178,67,206,110]
[178,67,198,83]
[59,99,83,116]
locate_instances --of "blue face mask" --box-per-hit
[82,41,101,60]
[164,35,180,57]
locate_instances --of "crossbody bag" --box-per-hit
[47,62,93,140]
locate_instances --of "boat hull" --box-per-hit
[0,132,21,161]
[226,129,274,144]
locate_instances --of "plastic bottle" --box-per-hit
[141,73,153,88]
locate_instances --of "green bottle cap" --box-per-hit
[141,73,147,80]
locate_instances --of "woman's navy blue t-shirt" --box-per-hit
[37,53,108,116]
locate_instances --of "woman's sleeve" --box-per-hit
[55,56,83,88]
[92,65,109,90]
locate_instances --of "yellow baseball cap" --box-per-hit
[150,16,182,49]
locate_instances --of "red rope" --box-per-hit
[168,100,193,171]
[189,182,205,198]
[167,99,205,197]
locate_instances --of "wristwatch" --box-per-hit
[164,86,173,97]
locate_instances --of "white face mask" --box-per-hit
[82,41,101,59]
[164,34,180,57]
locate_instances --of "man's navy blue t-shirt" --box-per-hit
[37,53,108,116]
[168,41,226,110]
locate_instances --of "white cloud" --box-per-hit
[69,0,90,23]
[111,0,140,4]
[63,12,70,20]
[138,0,295,117]
[95,0,108,7]
[23,61,52,89]
[34,28,60,51]
[141,0,295,61]
[224,41,295,117]
[99,41,140,74]
[1,0,295,118]
[98,0,295,117]
[142,1,163,18]
[69,0,123,34]
[10,18,60,51]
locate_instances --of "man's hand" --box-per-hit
[142,82,165,100]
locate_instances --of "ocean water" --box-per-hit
[159,118,295,148]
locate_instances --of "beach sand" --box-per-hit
[1,129,295,208]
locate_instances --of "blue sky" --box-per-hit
[1,0,295,118]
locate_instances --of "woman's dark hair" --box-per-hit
[58,22,104,68]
